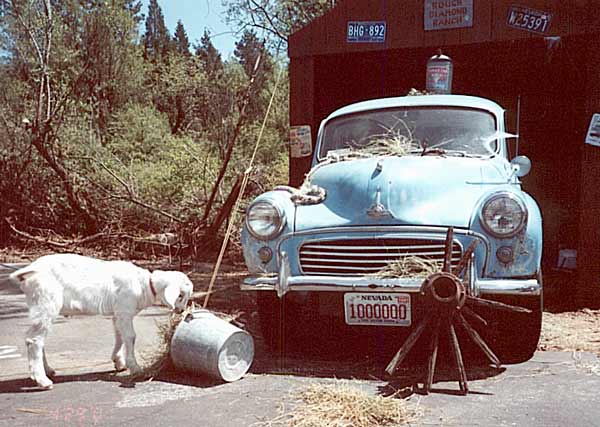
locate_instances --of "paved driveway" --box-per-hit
[2,267,600,427]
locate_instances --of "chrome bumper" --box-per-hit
[241,251,541,297]
[241,275,541,296]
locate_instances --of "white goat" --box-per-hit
[9,253,193,390]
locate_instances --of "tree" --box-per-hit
[142,0,171,61]
[0,0,146,235]
[150,53,206,134]
[0,0,99,233]
[80,1,146,135]
[225,0,334,47]
[234,29,272,119]
[173,19,190,56]
[234,30,271,79]
[194,29,233,137]
[195,29,223,79]
[0,0,292,250]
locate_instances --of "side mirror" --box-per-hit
[510,155,531,178]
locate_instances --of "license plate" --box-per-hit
[347,21,386,43]
[344,293,411,326]
[507,6,552,34]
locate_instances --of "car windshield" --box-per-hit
[319,107,498,159]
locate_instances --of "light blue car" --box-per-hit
[241,94,542,363]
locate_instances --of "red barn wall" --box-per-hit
[288,0,600,303]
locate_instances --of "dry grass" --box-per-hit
[407,88,431,96]
[261,381,422,427]
[371,256,441,279]
[361,133,420,158]
[540,309,600,354]
[140,311,187,379]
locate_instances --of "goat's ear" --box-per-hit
[163,283,179,310]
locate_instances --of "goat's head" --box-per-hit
[152,270,193,313]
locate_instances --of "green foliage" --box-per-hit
[173,19,190,56]
[0,0,295,251]
[147,52,207,134]
[143,0,171,61]
[195,29,223,79]
[79,2,147,134]
[234,29,273,120]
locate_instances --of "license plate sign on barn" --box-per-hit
[507,6,552,34]
[347,21,386,43]
[344,293,411,326]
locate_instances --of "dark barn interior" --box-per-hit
[287,1,600,303]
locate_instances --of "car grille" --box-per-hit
[299,237,462,276]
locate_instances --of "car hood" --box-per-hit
[294,155,512,231]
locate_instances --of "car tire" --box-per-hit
[482,295,542,364]
[256,292,290,354]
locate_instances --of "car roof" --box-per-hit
[324,94,505,122]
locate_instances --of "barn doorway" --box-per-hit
[311,36,584,268]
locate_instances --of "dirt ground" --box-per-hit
[540,310,600,354]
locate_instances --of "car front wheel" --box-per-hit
[481,294,542,364]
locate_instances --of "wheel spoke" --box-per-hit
[448,319,469,394]
[425,314,442,394]
[457,313,501,369]
[453,240,478,277]
[442,227,454,273]
[467,296,532,313]
[386,313,431,375]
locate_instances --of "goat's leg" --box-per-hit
[25,320,53,389]
[43,349,56,378]
[115,315,142,375]
[111,317,126,371]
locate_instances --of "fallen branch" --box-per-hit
[5,218,185,251]
[6,218,69,249]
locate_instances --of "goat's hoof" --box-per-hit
[113,358,127,372]
[35,378,53,390]
[46,369,56,378]
[129,368,142,376]
[128,366,143,377]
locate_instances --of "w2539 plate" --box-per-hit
[344,293,411,326]
[507,6,552,34]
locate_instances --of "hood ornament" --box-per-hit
[367,186,393,219]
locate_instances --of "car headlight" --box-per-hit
[480,192,527,238]
[246,200,286,240]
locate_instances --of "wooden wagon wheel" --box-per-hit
[385,227,531,395]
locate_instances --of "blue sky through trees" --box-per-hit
[141,0,237,57]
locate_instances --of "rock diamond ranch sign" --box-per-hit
[424,0,473,31]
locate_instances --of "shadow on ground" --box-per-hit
[0,370,142,394]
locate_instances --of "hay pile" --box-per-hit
[358,119,420,158]
[266,382,421,427]
[360,133,420,157]
[372,256,441,279]
[141,310,187,379]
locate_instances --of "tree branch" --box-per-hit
[80,156,184,224]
